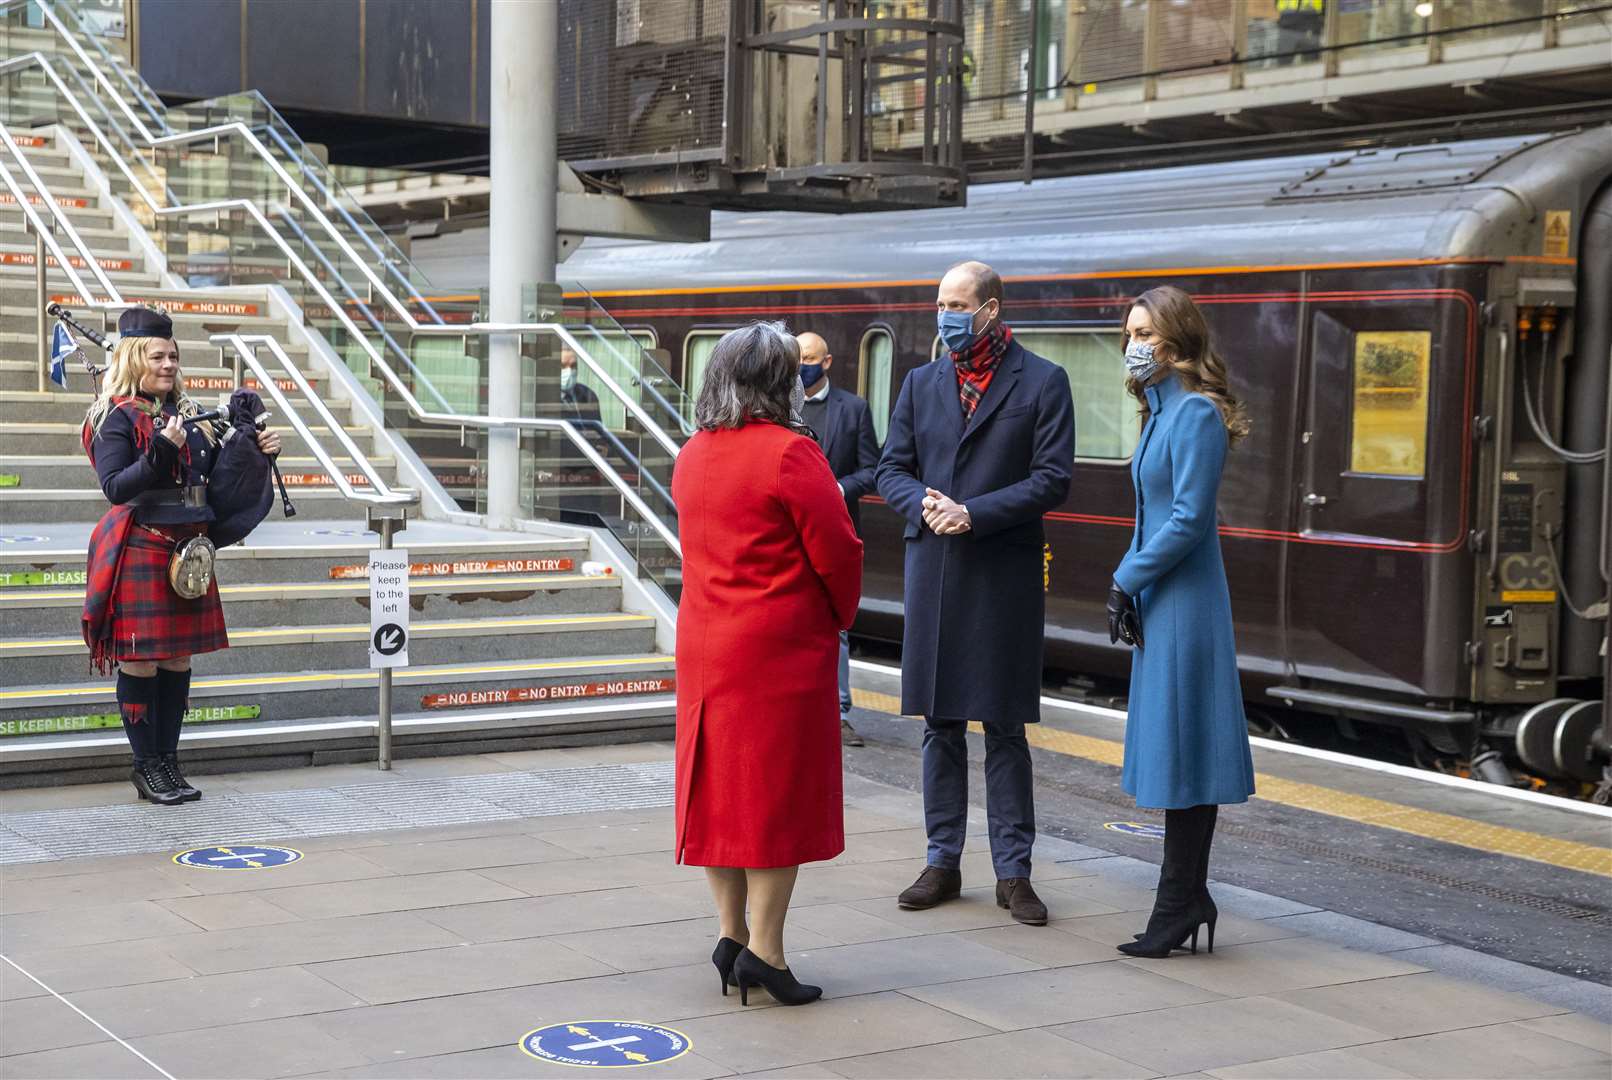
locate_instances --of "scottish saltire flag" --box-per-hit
[50,322,74,388]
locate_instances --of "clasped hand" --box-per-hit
[922,487,971,535]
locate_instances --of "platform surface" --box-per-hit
[2,727,1609,1079]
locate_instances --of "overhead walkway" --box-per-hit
[0,1,692,782]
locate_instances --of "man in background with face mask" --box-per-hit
[795,331,881,747]
[875,260,1075,926]
[559,346,601,423]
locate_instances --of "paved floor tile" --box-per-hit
[1275,971,1567,1038]
[1033,874,1156,913]
[1121,935,1428,997]
[786,933,1043,998]
[826,1027,1151,1079]
[902,960,1222,1031]
[0,1040,166,1079]
[783,903,925,946]
[1048,995,1384,1075]
[249,869,523,919]
[165,849,395,896]
[1392,943,1589,991]
[1207,1047,1419,1079]
[347,833,573,875]
[65,966,365,1038]
[741,1065,848,1078]
[419,884,712,941]
[553,917,837,974]
[480,850,701,895]
[0,959,48,1002]
[536,821,673,857]
[956,924,1119,967]
[308,936,618,1004]
[129,1016,374,1079]
[0,867,198,916]
[1514,1012,1612,1052]
[1344,1024,1611,1078]
[3,939,198,993]
[674,991,994,1073]
[1055,908,1297,950]
[155,891,305,931]
[840,809,919,835]
[154,911,464,974]
[0,782,136,812]
[0,850,185,883]
[1263,910,1439,953]
[1202,881,1323,920]
[0,995,108,1056]
[0,900,201,952]
[955,849,1100,883]
[310,1044,734,1079]
[844,888,1021,933]
[1525,978,1612,1023]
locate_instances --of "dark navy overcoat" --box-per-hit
[1113,374,1255,808]
[876,339,1074,726]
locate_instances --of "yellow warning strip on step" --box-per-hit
[847,689,1612,880]
[3,573,596,603]
[1,612,650,652]
[0,655,671,701]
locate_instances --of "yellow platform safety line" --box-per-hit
[0,573,600,603]
[1,612,650,652]
[847,689,1612,880]
[0,655,672,701]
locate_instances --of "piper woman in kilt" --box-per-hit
[81,306,281,806]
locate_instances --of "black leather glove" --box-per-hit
[1107,581,1143,648]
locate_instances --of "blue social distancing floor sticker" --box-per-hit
[520,1022,691,1068]
[1103,820,1166,839]
[174,844,303,869]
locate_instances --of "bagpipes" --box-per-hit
[48,303,296,520]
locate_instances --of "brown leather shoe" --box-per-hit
[897,866,961,910]
[996,877,1048,925]
[840,716,865,747]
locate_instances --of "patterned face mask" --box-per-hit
[1124,338,1159,382]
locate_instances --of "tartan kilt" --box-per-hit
[108,524,228,662]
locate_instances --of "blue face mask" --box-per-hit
[798,362,825,390]
[1124,338,1159,382]
[938,300,990,354]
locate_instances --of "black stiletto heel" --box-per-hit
[711,937,743,996]
[733,948,822,1006]
[1206,913,1217,954]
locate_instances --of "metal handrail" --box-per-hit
[0,50,682,462]
[0,124,681,556]
[0,129,116,298]
[212,334,417,507]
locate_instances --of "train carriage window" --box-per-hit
[682,330,727,398]
[1013,329,1137,461]
[860,328,894,442]
[1349,330,1431,477]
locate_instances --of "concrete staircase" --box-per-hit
[0,128,677,786]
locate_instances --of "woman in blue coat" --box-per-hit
[1106,285,1255,959]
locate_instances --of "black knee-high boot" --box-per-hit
[120,671,181,806]
[154,667,200,802]
[1118,805,1218,958]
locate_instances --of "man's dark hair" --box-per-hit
[946,260,1004,307]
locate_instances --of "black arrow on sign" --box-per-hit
[373,624,406,656]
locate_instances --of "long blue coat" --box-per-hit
[1113,374,1255,809]
[877,339,1074,726]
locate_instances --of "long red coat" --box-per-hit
[672,422,864,868]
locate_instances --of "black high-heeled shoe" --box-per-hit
[1118,897,1216,958]
[733,947,821,1006]
[712,937,744,996]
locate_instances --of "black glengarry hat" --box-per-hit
[118,305,173,340]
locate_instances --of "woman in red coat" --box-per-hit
[672,322,863,1007]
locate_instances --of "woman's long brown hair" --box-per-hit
[1124,285,1250,446]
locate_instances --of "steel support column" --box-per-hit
[487,0,558,527]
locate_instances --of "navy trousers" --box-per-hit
[838,630,852,714]
[921,716,1035,879]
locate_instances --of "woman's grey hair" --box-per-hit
[693,321,804,432]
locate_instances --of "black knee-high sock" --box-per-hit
[155,667,191,757]
[117,671,159,763]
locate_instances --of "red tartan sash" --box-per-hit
[82,504,136,674]
[82,396,189,475]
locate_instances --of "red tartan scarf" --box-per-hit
[82,504,136,674]
[81,395,190,475]
[952,322,1012,420]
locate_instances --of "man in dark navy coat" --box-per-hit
[875,261,1074,925]
[796,331,880,746]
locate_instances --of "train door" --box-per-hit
[1284,293,1469,697]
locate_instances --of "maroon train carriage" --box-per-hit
[548,128,1612,791]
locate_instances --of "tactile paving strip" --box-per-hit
[0,761,674,864]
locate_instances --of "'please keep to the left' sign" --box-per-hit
[368,548,410,668]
